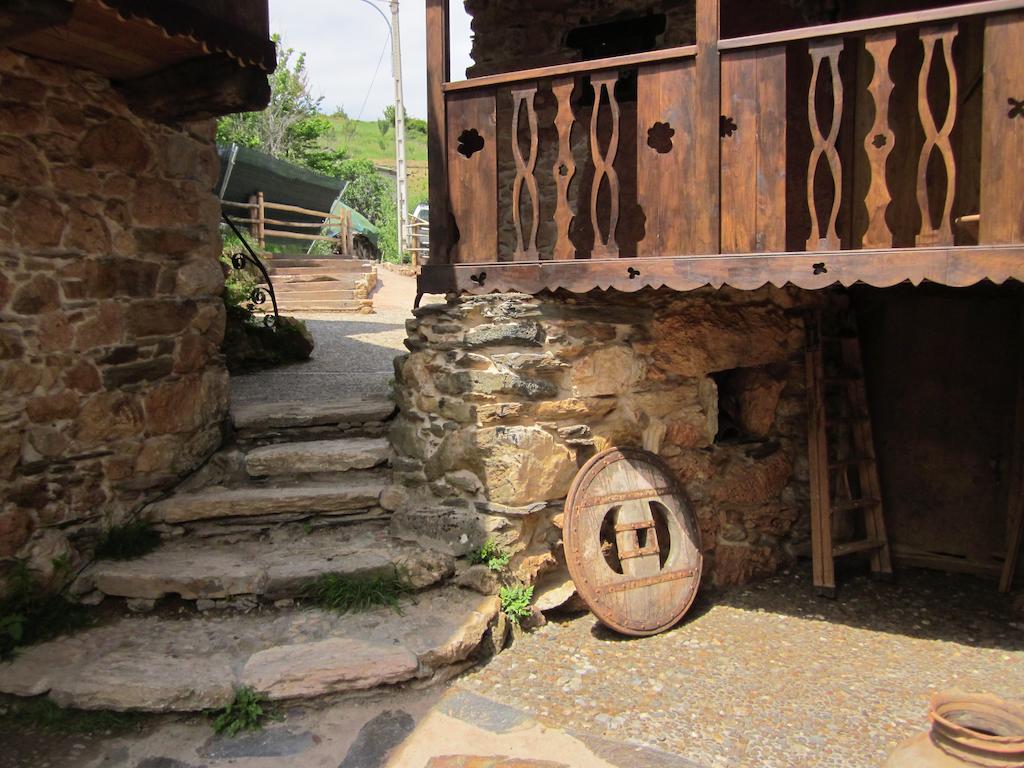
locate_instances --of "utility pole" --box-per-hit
[389,0,408,263]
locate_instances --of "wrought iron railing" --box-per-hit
[222,212,280,328]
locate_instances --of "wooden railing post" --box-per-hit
[696,0,721,255]
[426,0,450,265]
[256,190,266,250]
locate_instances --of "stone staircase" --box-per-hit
[0,396,502,712]
[270,257,377,314]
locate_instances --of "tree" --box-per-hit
[217,35,348,177]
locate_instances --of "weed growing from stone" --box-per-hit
[94,520,161,561]
[212,686,276,737]
[0,698,144,735]
[470,539,510,572]
[0,561,93,660]
[302,566,413,615]
[499,584,534,626]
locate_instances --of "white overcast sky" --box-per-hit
[269,0,473,121]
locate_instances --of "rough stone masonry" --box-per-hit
[391,287,820,588]
[0,49,228,582]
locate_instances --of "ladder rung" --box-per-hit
[832,538,886,557]
[828,456,875,470]
[830,498,880,513]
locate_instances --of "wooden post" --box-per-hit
[425,0,450,265]
[695,0,721,255]
[1000,311,1024,592]
[256,191,266,250]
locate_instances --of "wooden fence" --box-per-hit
[222,192,355,254]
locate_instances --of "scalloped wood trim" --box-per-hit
[419,245,1024,295]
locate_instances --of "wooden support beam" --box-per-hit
[0,0,71,45]
[116,53,270,124]
[425,0,450,265]
[1000,310,1024,592]
[695,0,721,254]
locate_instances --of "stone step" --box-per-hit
[271,258,373,270]
[272,272,365,286]
[232,397,395,438]
[275,288,359,302]
[245,437,390,478]
[274,283,358,297]
[276,300,370,312]
[80,524,452,602]
[0,586,500,711]
[147,480,387,524]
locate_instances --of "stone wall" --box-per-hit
[391,288,819,588]
[0,50,228,584]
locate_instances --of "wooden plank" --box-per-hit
[980,12,1024,244]
[446,89,497,264]
[720,48,786,253]
[419,244,1024,295]
[589,73,621,259]
[805,312,835,594]
[637,59,697,257]
[915,24,959,247]
[1000,310,1024,592]
[0,0,71,45]
[694,0,721,254]
[718,0,1024,50]
[720,52,757,253]
[261,201,338,218]
[551,77,577,261]
[806,40,844,252]
[861,32,897,248]
[511,85,540,261]
[443,45,698,93]
[425,0,450,265]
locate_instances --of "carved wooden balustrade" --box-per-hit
[423,0,1024,295]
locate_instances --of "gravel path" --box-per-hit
[231,270,437,405]
[456,568,1024,768]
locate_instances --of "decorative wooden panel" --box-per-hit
[551,76,577,260]
[806,40,844,251]
[862,31,896,248]
[511,85,540,261]
[980,12,1024,245]
[446,90,497,263]
[637,59,697,257]
[720,47,786,254]
[915,24,958,247]
[590,72,621,259]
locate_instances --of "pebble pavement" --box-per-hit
[456,568,1024,768]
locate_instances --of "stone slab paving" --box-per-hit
[0,586,499,711]
[83,524,455,601]
[0,686,442,768]
[450,569,1024,768]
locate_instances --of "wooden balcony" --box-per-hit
[420,0,1024,296]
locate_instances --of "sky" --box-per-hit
[269,0,473,121]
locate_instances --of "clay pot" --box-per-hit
[885,691,1024,767]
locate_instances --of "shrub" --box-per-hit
[212,687,275,737]
[469,539,510,572]
[302,567,413,615]
[499,584,534,626]
[94,520,161,561]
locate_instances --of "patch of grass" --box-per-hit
[469,539,511,572]
[0,697,145,735]
[94,520,161,561]
[212,687,276,737]
[499,584,534,627]
[323,116,428,165]
[302,567,413,615]
[0,562,93,661]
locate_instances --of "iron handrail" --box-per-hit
[222,212,280,328]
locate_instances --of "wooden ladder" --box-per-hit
[805,310,893,598]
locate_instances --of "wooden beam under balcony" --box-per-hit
[418,245,1024,296]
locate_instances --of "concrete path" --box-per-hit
[231,267,439,405]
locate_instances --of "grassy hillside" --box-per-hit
[323,115,428,165]
[323,114,429,210]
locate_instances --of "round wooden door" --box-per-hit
[564,447,702,636]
